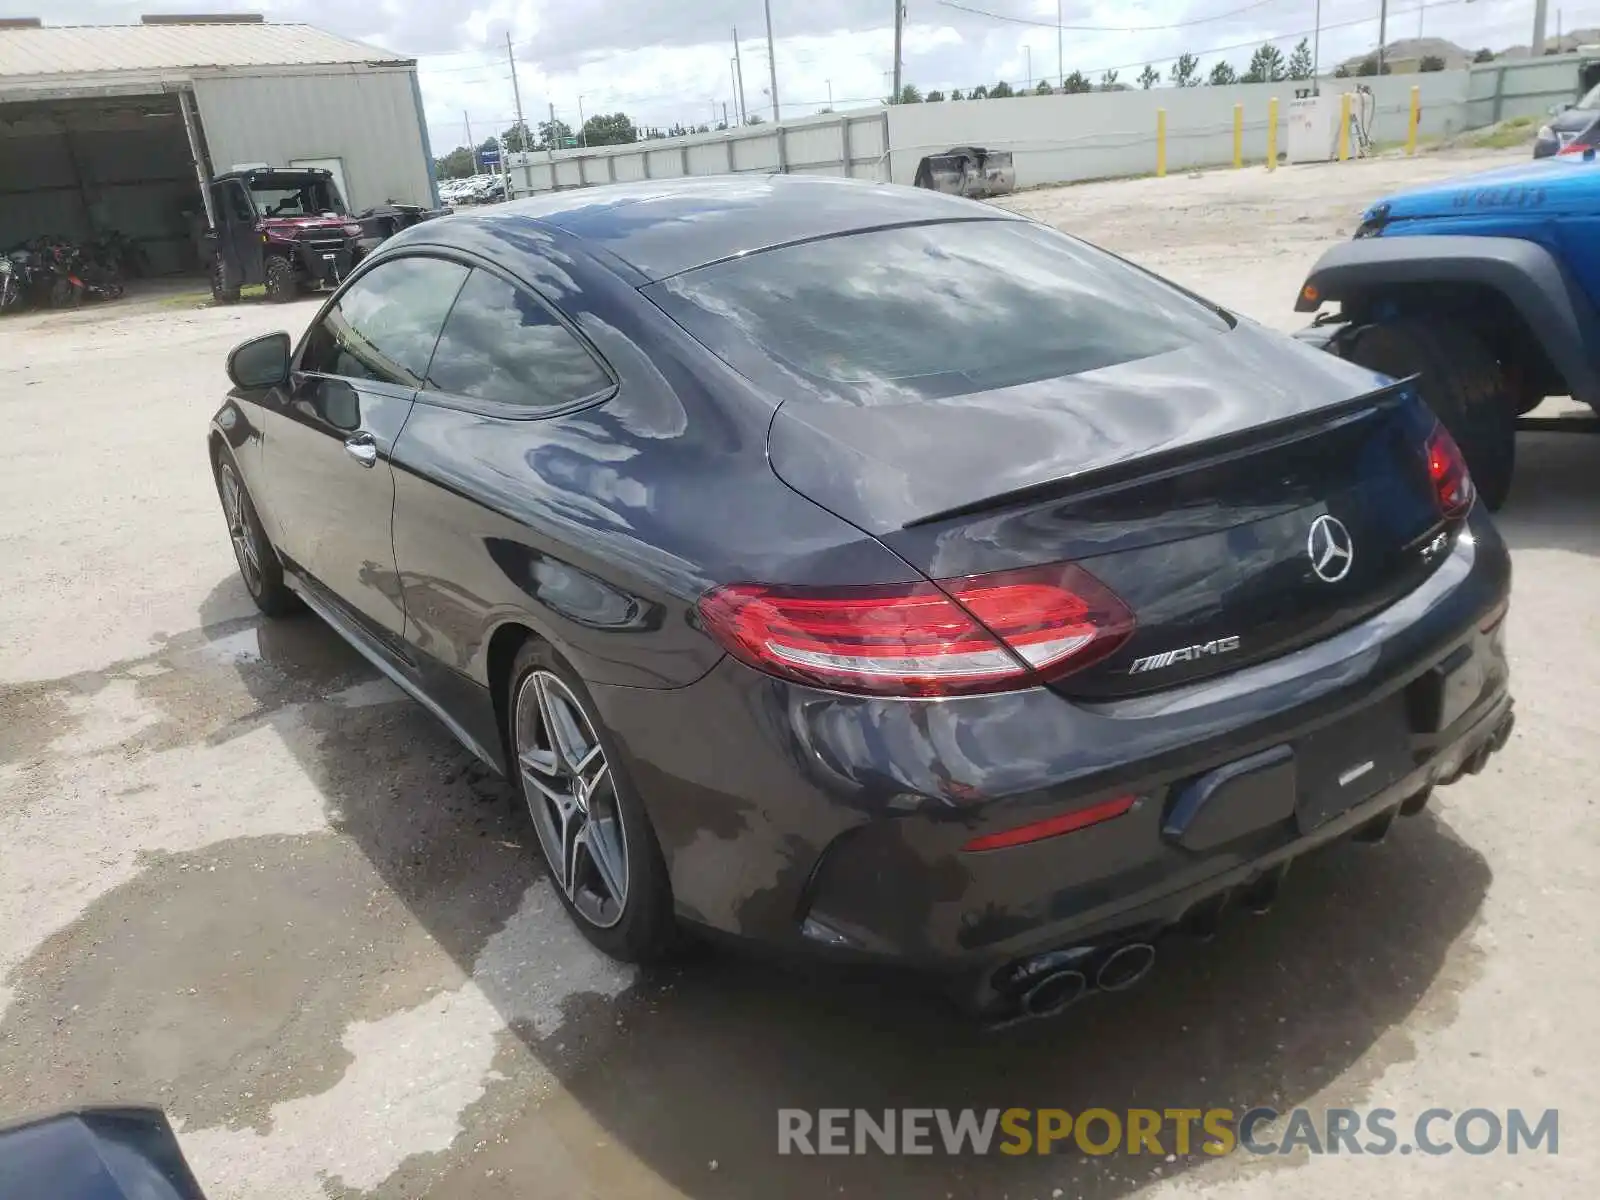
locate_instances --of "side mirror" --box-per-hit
[0,1107,208,1199]
[227,331,291,390]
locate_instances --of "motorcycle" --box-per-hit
[0,248,46,313]
[31,237,124,307]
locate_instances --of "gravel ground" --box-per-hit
[1,148,1594,1199]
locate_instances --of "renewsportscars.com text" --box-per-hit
[777,1107,1559,1157]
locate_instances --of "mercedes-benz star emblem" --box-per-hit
[1307,514,1354,583]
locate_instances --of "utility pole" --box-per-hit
[892,0,904,103]
[506,33,528,192]
[723,101,729,128]
[578,95,587,146]
[1026,46,1032,89]
[764,0,784,120]
[827,79,834,107]
[548,102,557,162]
[732,28,749,124]
[465,111,477,174]
[1057,0,1063,89]
[1312,0,1321,93]
[1532,0,1549,54]
[1377,0,1388,77]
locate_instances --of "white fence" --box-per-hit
[498,53,1590,199]
[505,109,888,194]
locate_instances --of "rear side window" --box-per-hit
[655,219,1231,403]
[424,269,612,410]
[299,257,469,387]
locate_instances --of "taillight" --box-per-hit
[1425,422,1474,519]
[696,563,1135,697]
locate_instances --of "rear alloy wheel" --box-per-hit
[1345,316,1516,510]
[214,452,298,616]
[509,644,677,961]
[263,255,297,303]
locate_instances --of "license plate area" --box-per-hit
[1295,694,1412,833]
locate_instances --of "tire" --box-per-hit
[213,449,299,617]
[263,255,297,303]
[210,257,240,305]
[1345,316,1516,511]
[49,277,80,309]
[506,640,678,963]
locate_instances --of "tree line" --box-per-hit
[891,38,1475,102]
[436,111,769,179]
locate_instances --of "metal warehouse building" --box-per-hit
[0,14,436,276]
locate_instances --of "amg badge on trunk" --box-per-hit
[1128,635,1242,675]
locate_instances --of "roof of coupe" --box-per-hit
[420,174,1021,282]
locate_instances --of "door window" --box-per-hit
[424,269,612,409]
[299,257,469,388]
[222,180,253,223]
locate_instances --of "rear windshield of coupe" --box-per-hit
[655,218,1232,402]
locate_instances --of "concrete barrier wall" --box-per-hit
[885,73,1471,188]
[501,57,1571,200]
[1467,52,1588,129]
[506,109,888,194]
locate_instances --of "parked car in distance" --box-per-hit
[210,176,1513,1025]
[1294,151,1600,509]
[1535,78,1600,156]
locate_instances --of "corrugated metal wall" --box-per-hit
[193,68,431,211]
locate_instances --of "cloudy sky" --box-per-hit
[7,0,1576,152]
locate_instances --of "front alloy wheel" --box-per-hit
[219,461,263,596]
[213,451,297,616]
[516,670,630,929]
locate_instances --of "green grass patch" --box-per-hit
[1465,116,1538,150]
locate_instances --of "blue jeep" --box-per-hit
[1294,153,1600,509]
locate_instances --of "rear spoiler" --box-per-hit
[904,376,1420,529]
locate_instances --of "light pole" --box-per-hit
[827,79,834,107]
[1312,0,1321,93]
[1026,46,1032,89]
[1057,0,1064,89]
[577,94,586,146]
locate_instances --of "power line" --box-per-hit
[935,0,1291,33]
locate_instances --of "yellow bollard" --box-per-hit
[1267,97,1278,170]
[1156,107,1167,177]
[1409,85,1421,155]
[1338,92,1351,161]
[1233,103,1243,168]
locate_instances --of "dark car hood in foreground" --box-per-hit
[767,320,1393,535]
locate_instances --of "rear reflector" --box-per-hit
[697,563,1135,697]
[1425,422,1474,519]
[962,794,1137,852]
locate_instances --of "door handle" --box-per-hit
[344,432,378,467]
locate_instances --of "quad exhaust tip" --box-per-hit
[1095,942,1156,992]
[1020,968,1088,1017]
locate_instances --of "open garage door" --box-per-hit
[0,91,208,276]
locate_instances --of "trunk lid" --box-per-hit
[768,326,1453,696]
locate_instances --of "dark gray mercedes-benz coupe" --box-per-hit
[209,175,1513,1023]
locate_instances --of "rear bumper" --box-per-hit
[588,507,1511,1007]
